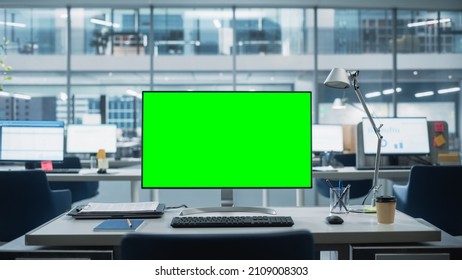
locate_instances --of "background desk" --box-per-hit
[312,166,410,181]
[46,169,141,202]
[25,207,440,259]
[80,158,141,169]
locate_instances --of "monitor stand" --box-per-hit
[179,189,277,216]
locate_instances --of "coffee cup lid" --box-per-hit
[375,195,396,203]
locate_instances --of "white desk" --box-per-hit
[46,169,141,203]
[25,207,440,259]
[313,166,410,181]
[80,158,141,169]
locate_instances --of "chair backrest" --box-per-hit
[53,156,82,168]
[0,170,72,242]
[120,230,315,260]
[401,165,462,236]
[48,156,99,203]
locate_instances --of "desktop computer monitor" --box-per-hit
[362,117,430,155]
[0,120,65,163]
[142,91,313,189]
[312,124,344,154]
[66,124,117,154]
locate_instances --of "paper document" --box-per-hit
[80,202,159,213]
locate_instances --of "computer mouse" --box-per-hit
[326,215,344,225]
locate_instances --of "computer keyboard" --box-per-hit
[43,168,81,174]
[171,216,294,228]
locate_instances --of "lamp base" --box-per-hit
[349,205,376,213]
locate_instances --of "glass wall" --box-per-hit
[0,8,67,55]
[317,9,394,126]
[1,5,461,150]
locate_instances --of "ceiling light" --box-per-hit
[414,91,434,98]
[0,21,26,28]
[90,18,120,28]
[364,91,381,98]
[59,92,68,101]
[407,18,451,28]
[13,93,31,100]
[437,87,460,94]
[0,91,11,97]
[213,19,222,29]
[382,87,402,95]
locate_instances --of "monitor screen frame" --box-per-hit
[312,124,344,153]
[66,124,118,154]
[361,117,430,155]
[0,120,65,162]
[141,91,313,189]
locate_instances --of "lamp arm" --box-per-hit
[351,77,383,207]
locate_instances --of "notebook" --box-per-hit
[94,219,144,231]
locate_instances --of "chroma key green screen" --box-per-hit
[141,91,312,188]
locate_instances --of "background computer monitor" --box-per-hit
[66,124,117,154]
[0,120,64,162]
[312,124,344,153]
[362,117,430,155]
[142,91,312,189]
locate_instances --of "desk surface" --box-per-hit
[313,166,410,180]
[26,207,440,249]
[45,168,141,182]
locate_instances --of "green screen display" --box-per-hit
[142,91,312,188]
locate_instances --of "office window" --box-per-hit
[0,8,67,55]
[317,8,393,124]
[396,10,462,149]
[318,9,392,54]
[153,8,233,56]
[235,8,306,55]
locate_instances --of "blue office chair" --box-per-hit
[316,153,372,199]
[119,230,315,260]
[0,170,72,242]
[393,165,462,236]
[48,156,99,203]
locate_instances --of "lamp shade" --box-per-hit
[324,68,351,89]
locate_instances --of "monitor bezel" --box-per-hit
[0,120,65,162]
[141,90,313,189]
[361,117,431,156]
[65,124,118,154]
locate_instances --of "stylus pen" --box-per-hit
[127,218,132,228]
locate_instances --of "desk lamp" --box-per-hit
[324,68,383,212]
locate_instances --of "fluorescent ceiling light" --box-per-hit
[407,18,451,28]
[90,18,120,28]
[0,91,11,97]
[382,87,402,95]
[437,87,460,94]
[13,93,31,100]
[126,89,142,99]
[364,91,381,98]
[0,21,26,28]
[213,19,222,29]
[59,92,68,101]
[414,91,434,98]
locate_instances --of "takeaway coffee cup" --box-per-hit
[375,195,397,224]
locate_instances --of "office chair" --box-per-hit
[316,153,372,199]
[119,230,315,260]
[392,165,462,236]
[0,170,72,242]
[48,156,99,203]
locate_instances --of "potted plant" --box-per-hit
[0,36,13,91]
